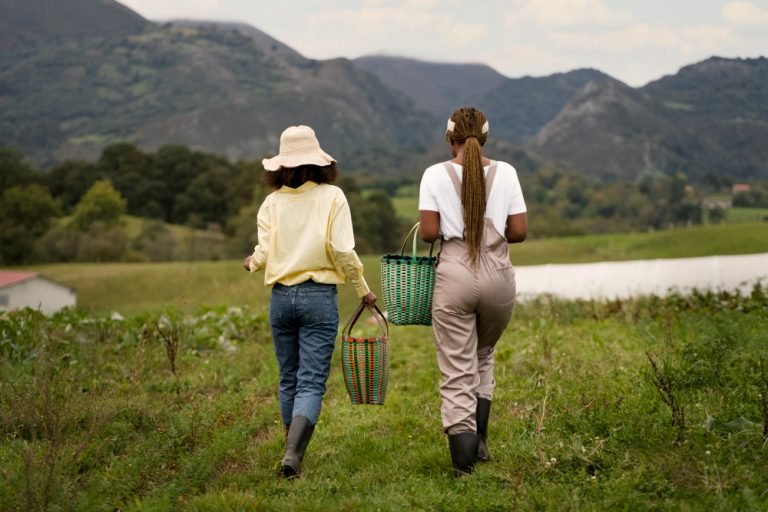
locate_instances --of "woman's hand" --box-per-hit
[362,291,377,307]
[243,255,252,271]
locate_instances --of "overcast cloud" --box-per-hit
[119,0,768,86]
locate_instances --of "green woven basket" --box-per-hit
[341,303,389,405]
[380,222,436,326]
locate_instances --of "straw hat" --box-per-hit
[262,125,335,171]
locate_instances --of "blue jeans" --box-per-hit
[269,281,339,426]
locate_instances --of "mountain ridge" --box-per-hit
[1,0,766,181]
[528,56,768,181]
[0,0,148,48]
[0,15,437,169]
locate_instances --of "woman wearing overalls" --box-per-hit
[418,107,528,476]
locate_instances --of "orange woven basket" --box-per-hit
[340,303,389,405]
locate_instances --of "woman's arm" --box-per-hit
[329,191,372,298]
[243,199,271,271]
[419,210,440,243]
[505,212,528,243]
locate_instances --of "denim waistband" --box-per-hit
[273,280,336,291]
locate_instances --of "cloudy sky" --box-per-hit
[119,0,768,86]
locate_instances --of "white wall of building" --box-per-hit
[0,277,77,315]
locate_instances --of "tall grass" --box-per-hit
[1,286,767,511]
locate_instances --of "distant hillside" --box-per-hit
[353,56,612,143]
[527,57,768,181]
[0,0,148,47]
[169,19,302,60]
[644,57,768,121]
[1,0,766,182]
[0,23,436,169]
[353,56,507,117]
[479,68,613,143]
[528,79,673,180]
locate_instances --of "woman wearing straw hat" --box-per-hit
[419,107,528,476]
[244,125,377,478]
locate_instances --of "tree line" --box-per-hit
[522,168,768,238]
[2,144,766,266]
[0,145,404,265]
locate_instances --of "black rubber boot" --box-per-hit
[280,416,315,478]
[476,398,491,462]
[448,432,479,477]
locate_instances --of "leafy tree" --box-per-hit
[98,142,158,217]
[340,178,404,253]
[174,165,235,228]
[733,187,768,208]
[0,184,61,264]
[46,159,101,213]
[98,142,147,177]
[33,226,81,263]
[0,147,41,194]
[152,145,208,223]
[358,190,403,253]
[76,222,129,262]
[228,181,269,254]
[707,207,727,224]
[133,221,176,262]
[70,180,126,231]
[228,160,262,221]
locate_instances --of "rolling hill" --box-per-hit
[528,57,768,181]
[1,0,766,183]
[0,0,148,48]
[353,56,612,143]
[0,3,437,169]
[352,56,508,118]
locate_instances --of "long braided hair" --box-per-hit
[445,107,489,265]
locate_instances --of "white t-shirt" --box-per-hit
[419,160,527,240]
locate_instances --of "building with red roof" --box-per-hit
[0,271,76,315]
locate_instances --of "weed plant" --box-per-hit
[0,286,766,511]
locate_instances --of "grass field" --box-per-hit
[6,223,768,512]
[4,222,767,510]
[1,287,767,511]
[28,221,768,316]
[728,208,768,223]
[507,221,768,266]
[391,196,419,223]
[392,200,768,228]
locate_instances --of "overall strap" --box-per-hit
[442,161,462,197]
[485,161,498,201]
[442,160,498,201]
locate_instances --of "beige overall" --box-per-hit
[433,161,516,435]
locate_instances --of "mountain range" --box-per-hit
[1,0,767,182]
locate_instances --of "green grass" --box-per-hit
[728,208,768,223]
[509,222,768,265]
[391,196,419,222]
[27,222,768,315]
[1,288,767,511]
[34,261,275,316]
[121,215,228,241]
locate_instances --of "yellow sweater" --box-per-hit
[248,182,370,297]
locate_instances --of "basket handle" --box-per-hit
[342,302,389,338]
[399,222,435,258]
